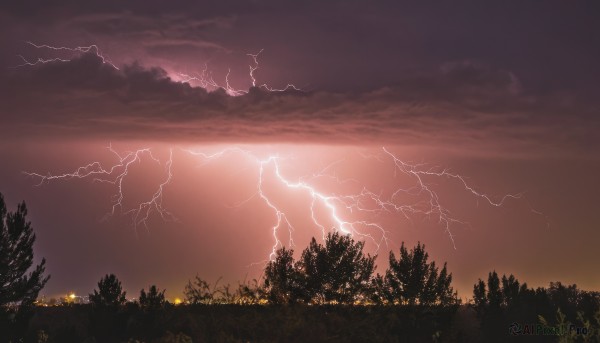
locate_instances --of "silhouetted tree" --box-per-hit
[0,194,50,306]
[473,279,487,314]
[537,285,600,342]
[0,192,50,340]
[578,290,600,321]
[298,232,376,304]
[263,247,302,304]
[139,285,166,310]
[501,274,523,307]
[133,285,168,341]
[548,281,580,320]
[486,271,502,309]
[434,260,457,305]
[184,276,223,305]
[472,272,548,341]
[234,279,265,305]
[476,272,535,310]
[383,242,457,305]
[89,273,127,307]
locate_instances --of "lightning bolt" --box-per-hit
[26,145,527,261]
[15,41,119,70]
[382,147,523,247]
[176,49,300,95]
[16,41,534,257]
[245,49,301,92]
[183,148,391,259]
[15,41,299,96]
[247,49,262,88]
[24,144,174,233]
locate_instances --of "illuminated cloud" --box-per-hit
[1,53,598,158]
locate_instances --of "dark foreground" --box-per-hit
[15,304,593,343]
[24,304,470,343]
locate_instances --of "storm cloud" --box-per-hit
[2,52,598,158]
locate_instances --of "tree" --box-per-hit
[298,232,376,304]
[472,272,537,341]
[88,274,127,341]
[137,285,168,341]
[184,276,223,305]
[89,273,127,307]
[383,242,457,305]
[0,192,50,338]
[0,193,50,307]
[263,247,302,304]
[473,279,487,314]
[501,274,528,308]
[486,271,502,309]
[139,285,166,310]
[476,271,535,315]
[234,279,265,305]
[548,281,580,320]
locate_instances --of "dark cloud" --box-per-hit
[1,53,597,158]
[68,12,232,57]
[3,1,599,92]
[0,1,598,157]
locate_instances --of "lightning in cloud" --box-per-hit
[176,49,300,95]
[15,41,119,70]
[245,49,300,92]
[247,49,262,87]
[14,41,299,96]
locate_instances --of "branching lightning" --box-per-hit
[183,148,391,259]
[24,144,174,233]
[176,49,300,95]
[25,145,524,259]
[15,41,119,70]
[381,147,523,246]
[17,40,531,258]
[15,41,299,95]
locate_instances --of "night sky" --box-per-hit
[1,1,599,301]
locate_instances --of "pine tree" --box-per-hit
[139,285,166,310]
[1,193,50,338]
[0,193,50,308]
[89,273,127,307]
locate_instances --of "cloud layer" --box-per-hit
[1,53,597,158]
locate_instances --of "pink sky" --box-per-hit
[1,0,599,301]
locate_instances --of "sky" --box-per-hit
[0,0,599,301]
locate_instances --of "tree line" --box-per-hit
[2,192,600,342]
[258,232,456,306]
[59,231,456,309]
[472,271,600,342]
